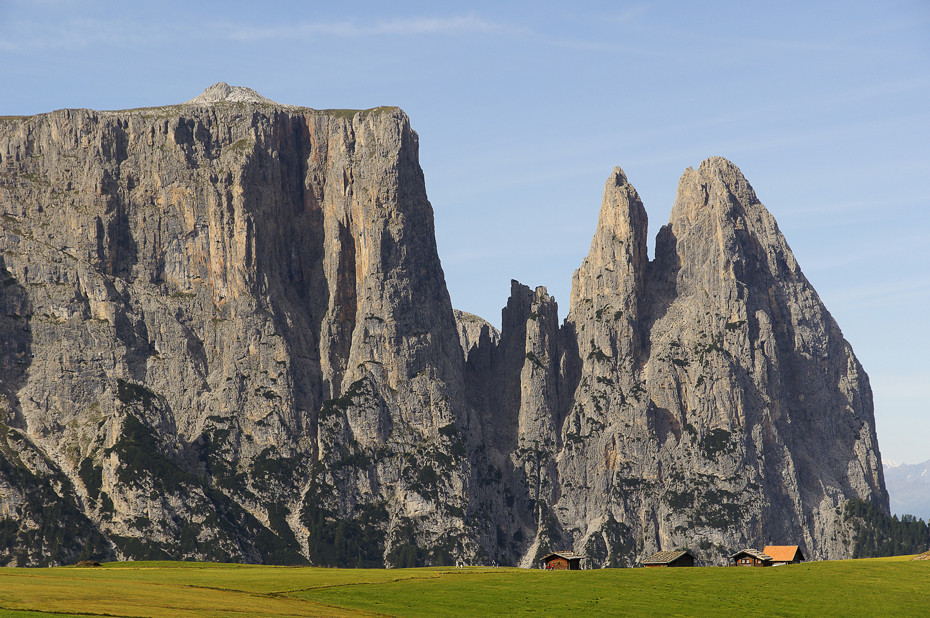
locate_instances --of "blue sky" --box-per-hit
[1,1,928,466]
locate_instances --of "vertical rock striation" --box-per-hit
[547,157,886,565]
[0,91,471,566]
[0,87,886,567]
[640,158,886,559]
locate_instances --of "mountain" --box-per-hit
[461,162,887,565]
[0,84,887,567]
[884,460,930,521]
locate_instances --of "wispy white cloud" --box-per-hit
[777,195,927,219]
[543,35,672,57]
[219,15,509,42]
[796,237,927,275]
[732,35,855,54]
[608,5,650,24]
[0,14,509,52]
[871,371,930,402]
[0,17,166,52]
[8,0,79,6]
[825,276,930,307]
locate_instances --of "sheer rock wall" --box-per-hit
[0,97,886,566]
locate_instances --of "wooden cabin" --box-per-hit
[541,552,583,570]
[763,545,805,565]
[729,549,773,567]
[641,549,695,568]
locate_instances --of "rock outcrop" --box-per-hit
[0,87,471,565]
[545,158,886,565]
[0,87,887,567]
[185,82,280,105]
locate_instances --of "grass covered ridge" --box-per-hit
[0,556,927,616]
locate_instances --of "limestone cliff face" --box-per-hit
[462,159,886,567]
[546,157,886,565]
[0,88,886,567]
[0,92,470,565]
[647,158,886,558]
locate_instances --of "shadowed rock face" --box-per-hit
[0,98,472,566]
[0,90,885,567]
[543,157,887,565]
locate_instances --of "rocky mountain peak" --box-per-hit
[184,82,279,105]
[570,166,648,311]
[568,165,649,367]
[665,156,802,294]
[673,156,761,225]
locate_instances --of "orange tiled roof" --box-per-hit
[763,545,803,562]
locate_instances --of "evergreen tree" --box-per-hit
[844,499,930,558]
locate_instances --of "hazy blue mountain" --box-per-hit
[884,460,930,521]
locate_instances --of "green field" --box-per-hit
[0,555,926,617]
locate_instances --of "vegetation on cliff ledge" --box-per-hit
[844,498,930,558]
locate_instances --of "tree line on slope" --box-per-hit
[844,499,930,558]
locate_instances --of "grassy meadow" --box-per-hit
[0,555,927,616]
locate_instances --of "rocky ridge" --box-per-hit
[0,86,887,567]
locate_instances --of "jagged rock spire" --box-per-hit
[569,166,649,364]
[570,167,648,317]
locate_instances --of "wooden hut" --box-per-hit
[541,552,583,570]
[729,548,773,567]
[763,545,805,565]
[641,549,695,568]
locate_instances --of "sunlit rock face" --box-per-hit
[544,157,886,565]
[0,86,885,567]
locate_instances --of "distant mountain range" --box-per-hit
[884,460,930,521]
